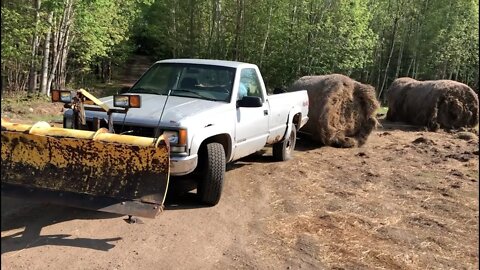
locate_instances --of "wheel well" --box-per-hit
[292,113,301,130]
[199,134,231,160]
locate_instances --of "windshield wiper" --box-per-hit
[171,89,217,101]
[128,87,164,95]
[171,89,201,96]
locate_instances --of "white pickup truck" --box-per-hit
[64,59,309,205]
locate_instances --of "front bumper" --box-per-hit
[170,154,198,176]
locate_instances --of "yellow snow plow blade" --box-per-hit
[1,118,170,218]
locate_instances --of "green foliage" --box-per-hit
[1,0,479,94]
[369,0,479,97]
[71,0,150,66]
[1,2,35,70]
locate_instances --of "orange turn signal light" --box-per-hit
[51,90,60,102]
[129,95,141,108]
[178,129,187,145]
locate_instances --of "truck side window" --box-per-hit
[238,68,263,101]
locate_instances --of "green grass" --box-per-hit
[1,92,63,123]
[1,82,126,124]
[1,93,49,113]
[1,79,129,125]
[28,113,63,123]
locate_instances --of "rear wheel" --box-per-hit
[197,142,226,205]
[273,126,296,161]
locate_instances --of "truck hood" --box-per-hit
[83,94,231,127]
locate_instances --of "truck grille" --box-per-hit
[86,121,156,137]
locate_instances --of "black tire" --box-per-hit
[197,142,226,205]
[273,126,296,161]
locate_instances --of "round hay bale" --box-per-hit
[386,78,479,131]
[288,74,379,148]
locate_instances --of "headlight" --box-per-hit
[163,129,187,153]
[164,131,179,144]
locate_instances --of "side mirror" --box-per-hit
[236,96,263,108]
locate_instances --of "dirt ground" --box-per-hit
[1,112,478,269]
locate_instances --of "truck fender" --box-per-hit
[282,107,301,143]
[189,126,234,161]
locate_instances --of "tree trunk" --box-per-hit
[288,0,298,45]
[394,35,405,79]
[376,50,383,91]
[259,4,273,68]
[207,0,216,57]
[233,0,243,60]
[216,0,223,58]
[188,0,195,57]
[474,68,479,92]
[406,58,413,77]
[58,24,72,88]
[47,0,74,94]
[47,14,60,93]
[414,61,420,79]
[40,11,53,95]
[411,0,429,80]
[304,0,317,74]
[214,0,222,58]
[28,0,42,93]
[378,17,398,100]
[240,0,246,61]
[284,0,298,78]
[108,59,112,83]
[171,0,177,58]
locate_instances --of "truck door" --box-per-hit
[233,68,269,160]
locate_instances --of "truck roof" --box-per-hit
[155,58,253,68]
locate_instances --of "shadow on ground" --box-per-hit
[1,197,123,254]
[0,177,213,255]
[292,120,427,152]
[378,119,426,132]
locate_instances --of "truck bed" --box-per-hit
[266,90,309,144]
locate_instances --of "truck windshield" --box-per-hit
[127,63,235,102]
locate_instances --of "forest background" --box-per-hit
[2,0,479,103]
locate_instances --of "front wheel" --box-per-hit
[197,142,226,205]
[273,126,297,161]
